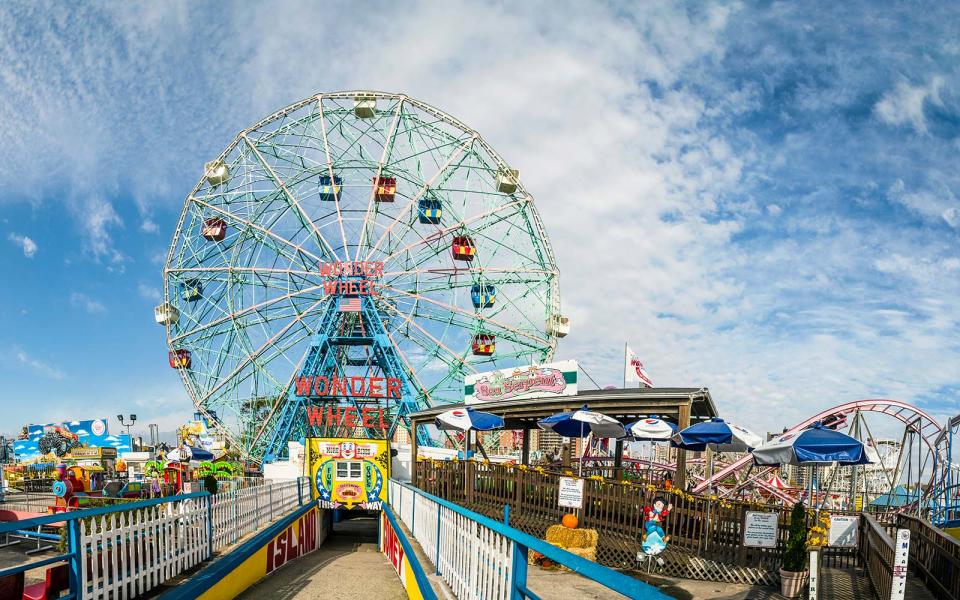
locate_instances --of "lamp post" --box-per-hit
[117,414,137,448]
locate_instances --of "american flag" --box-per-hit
[339,297,361,312]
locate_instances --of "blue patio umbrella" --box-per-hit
[539,405,626,475]
[753,422,870,513]
[435,406,504,432]
[752,422,870,466]
[538,405,626,439]
[435,406,504,460]
[672,417,763,452]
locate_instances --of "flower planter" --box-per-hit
[779,568,808,598]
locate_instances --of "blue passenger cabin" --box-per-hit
[471,284,496,308]
[418,199,442,224]
[319,174,342,202]
[181,280,202,302]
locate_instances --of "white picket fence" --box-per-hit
[210,478,306,551]
[79,496,209,600]
[389,480,514,600]
[77,478,309,599]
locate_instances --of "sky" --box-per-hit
[1,1,958,444]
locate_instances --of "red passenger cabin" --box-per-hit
[452,236,476,262]
[202,218,227,241]
[374,176,397,202]
[169,349,192,369]
[472,334,495,356]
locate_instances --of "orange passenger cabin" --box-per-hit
[169,349,192,369]
[201,218,227,241]
[472,334,495,356]
[373,176,397,202]
[452,236,476,261]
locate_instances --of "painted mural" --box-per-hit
[13,419,132,460]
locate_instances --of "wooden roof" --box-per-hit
[409,386,718,430]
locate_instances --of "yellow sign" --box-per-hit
[70,447,118,459]
[307,437,389,510]
[854,496,863,512]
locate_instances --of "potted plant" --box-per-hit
[780,501,808,598]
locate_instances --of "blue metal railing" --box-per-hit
[380,500,440,600]
[389,479,669,600]
[0,491,209,599]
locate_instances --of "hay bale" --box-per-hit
[566,528,598,549]
[545,524,573,547]
[558,546,597,572]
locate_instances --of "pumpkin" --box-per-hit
[562,513,579,529]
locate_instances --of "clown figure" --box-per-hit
[643,496,672,543]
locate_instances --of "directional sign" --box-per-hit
[891,528,911,600]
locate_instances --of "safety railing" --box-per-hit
[210,478,308,551]
[389,479,669,600]
[416,459,861,571]
[895,514,960,600]
[0,477,311,599]
[859,513,895,600]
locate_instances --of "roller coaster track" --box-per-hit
[693,399,945,500]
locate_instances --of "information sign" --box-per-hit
[558,477,584,509]
[742,511,778,548]
[828,515,858,547]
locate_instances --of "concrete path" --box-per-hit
[238,516,407,600]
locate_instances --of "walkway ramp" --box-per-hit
[238,516,407,600]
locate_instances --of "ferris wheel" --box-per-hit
[156,91,568,461]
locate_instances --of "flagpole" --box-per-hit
[623,342,627,389]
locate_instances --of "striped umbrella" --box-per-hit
[539,405,625,476]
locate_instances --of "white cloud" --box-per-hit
[8,233,37,257]
[873,77,944,133]
[70,292,106,314]
[138,283,162,302]
[16,350,64,380]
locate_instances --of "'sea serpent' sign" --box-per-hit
[465,360,578,405]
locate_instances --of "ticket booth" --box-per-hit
[307,437,389,511]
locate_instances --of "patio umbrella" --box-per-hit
[752,422,870,467]
[435,406,504,432]
[672,418,762,543]
[539,405,626,475]
[753,422,870,513]
[624,416,677,483]
[672,418,763,452]
[624,416,677,441]
[435,406,503,459]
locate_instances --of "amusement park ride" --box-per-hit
[157,91,566,463]
[149,90,960,529]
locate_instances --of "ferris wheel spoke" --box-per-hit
[384,330,437,408]
[315,96,353,261]
[378,301,478,375]
[172,290,323,346]
[210,322,313,403]
[378,284,547,346]
[355,97,405,262]
[196,297,325,404]
[242,135,340,261]
[364,135,476,262]
[190,197,323,269]
[377,198,529,266]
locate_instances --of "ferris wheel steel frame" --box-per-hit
[161,91,564,461]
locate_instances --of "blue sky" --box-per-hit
[1,1,958,440]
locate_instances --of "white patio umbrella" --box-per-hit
[539,405,626,475]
